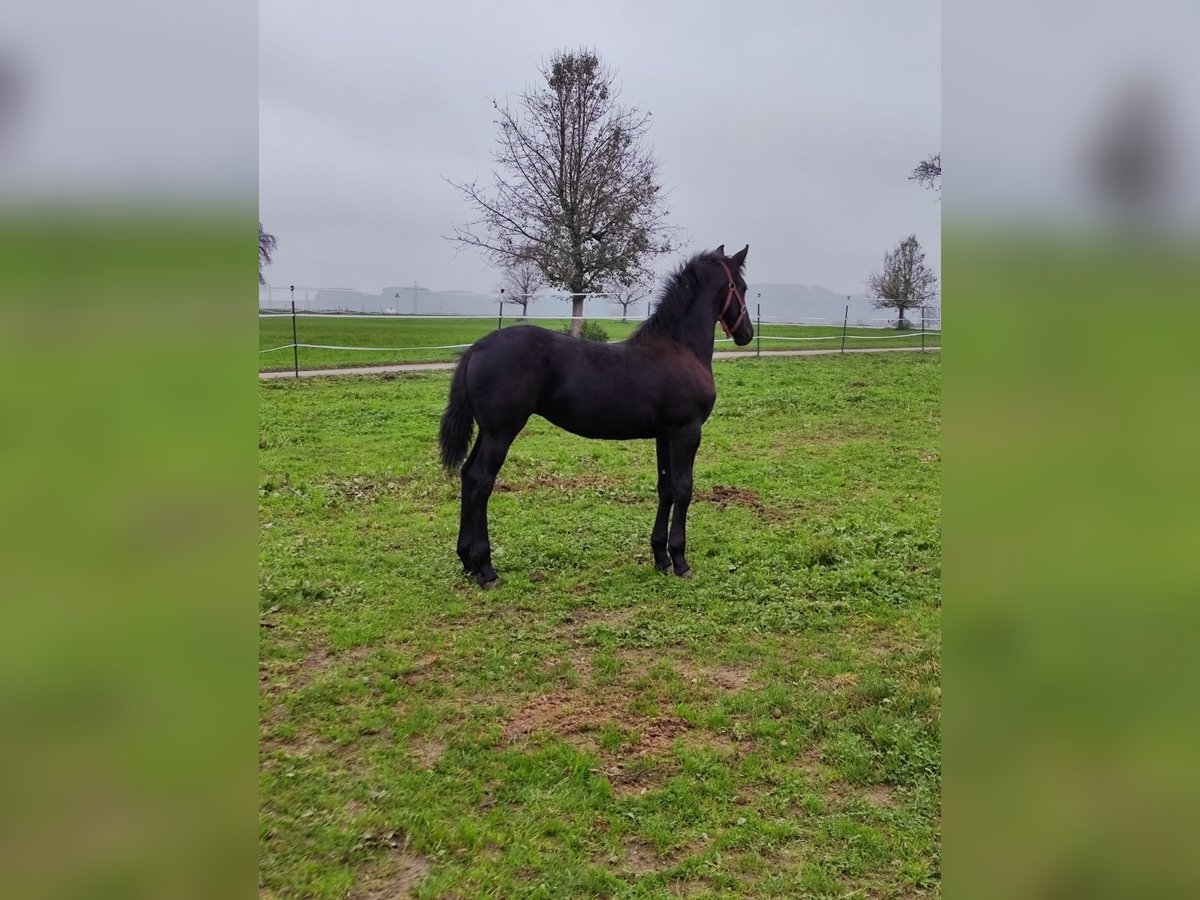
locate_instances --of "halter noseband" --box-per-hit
[716,259,748,338]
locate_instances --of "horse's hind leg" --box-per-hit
[464,427,520,588]
[457,440,481,575]
[651,436,673,572]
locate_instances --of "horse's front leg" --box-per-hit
[651,436,673,572]
[667,426,702,577]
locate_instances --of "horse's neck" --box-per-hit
[641,279,718,366]
[675,292,717,368]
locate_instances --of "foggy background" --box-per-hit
[258,0,941,314]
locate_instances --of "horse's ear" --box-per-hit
[714,244,725,257]
[731,244,749,268]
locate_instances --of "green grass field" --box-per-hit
[259,315,941,371]
[259,353,941,898]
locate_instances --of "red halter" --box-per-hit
[716,260,748,338]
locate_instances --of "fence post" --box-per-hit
[921,306,926,351]
[290,286,299,378]
[840,303,849,354]
[756,303,761,357]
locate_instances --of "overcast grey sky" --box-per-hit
[260,0,939,295]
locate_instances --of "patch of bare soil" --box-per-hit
[621,836,661,875]
[408,735,446,770]
[694,484,786,521]
[865,784,896,808]
[797,745,826,776]
[604,761,670,797]
[350,851,432,900]
[502,686,691,757]
[672,657,758,693]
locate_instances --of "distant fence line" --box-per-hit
[258,311,933,325]
[259,302,941,377]
[259,284,941,326]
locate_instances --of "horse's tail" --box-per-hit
[438,348,475,472]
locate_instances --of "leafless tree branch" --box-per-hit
[446,48,679,335]
[864,234,939,329]
[908,152,941,192]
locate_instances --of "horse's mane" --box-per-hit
[629,251,724,342]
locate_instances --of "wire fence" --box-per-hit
[259,284,941,326]
[259,293,941,377]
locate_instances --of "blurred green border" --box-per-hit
[945,221,1200,897]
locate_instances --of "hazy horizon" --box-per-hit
[260,0,940,296]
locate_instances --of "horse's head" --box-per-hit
[711,244,753,346]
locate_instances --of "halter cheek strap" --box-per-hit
[716,260,748,338]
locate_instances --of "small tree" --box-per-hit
[447,48,678,336]
[259,222,277,286]
[604,274,652,322]
[501,257,544,318]
[909,153,941,193]
[865,234,938,329]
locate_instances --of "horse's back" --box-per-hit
[464,325,712,439]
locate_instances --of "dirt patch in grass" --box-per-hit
[694,484,786,521]
[350,850,432,899]
[798,745,827,776]
[621,836,662,875]
[408,735,446,770]
[673,657,758,692]
[605,761,672,797]
[502,687,691,757]
[865,784,897,808]
[301,645,334,675]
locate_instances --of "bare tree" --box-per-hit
[604,273,653,322]
[908,153,941,193]
[865,234,939,329]
[446,48,678,336]
[259,222,277,286]
[500,257,545,318]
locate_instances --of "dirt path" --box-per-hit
[259,345,939,380]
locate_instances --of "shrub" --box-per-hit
[560,320,609,342]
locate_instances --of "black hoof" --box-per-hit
[675,568,693,579]
[655,562,672,574]
[479,577,501,590]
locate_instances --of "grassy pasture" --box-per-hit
[259,353,941,898]
[259,315,941,371]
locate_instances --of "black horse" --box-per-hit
[439,245,752,588]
